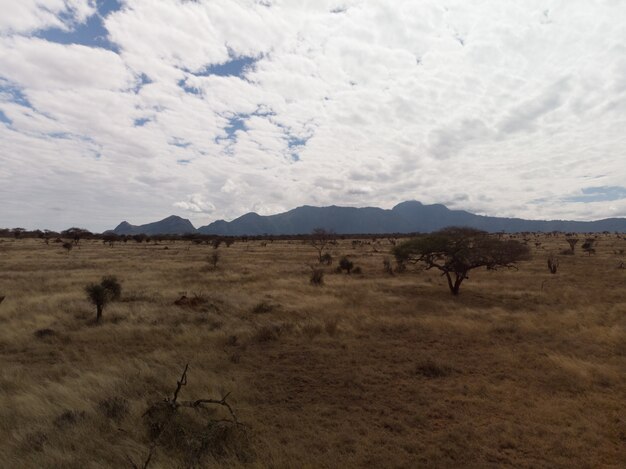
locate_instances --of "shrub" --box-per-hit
[34,328,56,339]
[320,253,333,265]
[383,258,394,275]
[85,276,123,322]
[98,396,129,421]
[547,255,559,274]
[415,359,453,378]
[101,276,122,301]
[338,256,354,274]
[62,242,73,254]
[302,323,323,340]
[208,251,220,269]
[85,284,109,322]
[565,237,579,254]
[251,301,274,314]
[324,317,339,336]
[310,268,324,285]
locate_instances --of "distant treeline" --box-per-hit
[0,226,620,244]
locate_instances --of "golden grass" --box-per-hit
[0,234,624,468]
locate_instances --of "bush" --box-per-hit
[338,256,354,274]
[320,253,333,265]
[98,396,129,421]
[251,301,274,314]
[85,276,123,322]
[208,251,220,269]
[415,360,453,378]
[310,268,324,285]
[101,276,122,301]
[383,258,394,275]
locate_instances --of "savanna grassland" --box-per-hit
[0,234,624,468]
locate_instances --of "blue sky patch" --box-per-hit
[193,55,257,78]
[169,138,191,148]
[133,117,150,127]
[218,115,247,142]
[565,186,626,203]
[131,74,152,94]
[0,81,33,109]
[178,78,202,95]
[34,0,122,51]
[287,135,309,148]
[0,110,11,125]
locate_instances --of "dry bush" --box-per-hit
[98,397,129,421]
[309,268,324,285]
[415,359,453,378]
[251,301,274,314]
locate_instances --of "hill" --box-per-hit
[109,201,626,235]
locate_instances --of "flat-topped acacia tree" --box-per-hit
[392,227,531,295]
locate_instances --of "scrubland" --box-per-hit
[0,234,624,468]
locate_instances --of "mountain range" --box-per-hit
[109,201,626,235]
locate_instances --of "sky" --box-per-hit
[1,0,625,232]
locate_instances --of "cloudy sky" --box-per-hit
[1,0,625,231]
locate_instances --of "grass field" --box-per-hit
[0,234,624,468]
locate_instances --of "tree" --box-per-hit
[581,238,596,256]
[61,227,92,245]
[392,227,530,295]
[85,276,122,322]
[309,228,335,263]
[565,237,579,254]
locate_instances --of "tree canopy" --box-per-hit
[392,227,530,295]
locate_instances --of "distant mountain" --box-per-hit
[110,215,196,235]
[108,201,626,235]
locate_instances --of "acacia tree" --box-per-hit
[392,227,530,295]
[309,228,335,263]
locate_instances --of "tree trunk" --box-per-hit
[445,272,464,295]
[96,304,103,322]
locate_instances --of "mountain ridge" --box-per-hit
[108,201,626,235]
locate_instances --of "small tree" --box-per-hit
[547,255,559,274]
[101,276,122,300]
[393,227,530,295]
[581,238,596,256]
[85,276,122,322]
[566,237,579,254]
[310,228,334,263]
[338,256,354,274]
[62,242,73,254]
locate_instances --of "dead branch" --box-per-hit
[171,363,189,405]
[129,363,242,468]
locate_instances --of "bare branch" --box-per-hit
[171,363,189,405]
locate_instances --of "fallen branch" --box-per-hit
[129,363,242,468]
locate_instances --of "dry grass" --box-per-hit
[0,234,624,468]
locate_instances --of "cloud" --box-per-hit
[564,186,626,203]
[174,193,216,214]
[1,0,626,231]
[0,0,96,35]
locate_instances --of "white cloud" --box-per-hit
[1,0,626,231]
[0,0,96,35]
[174,193,216,214]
